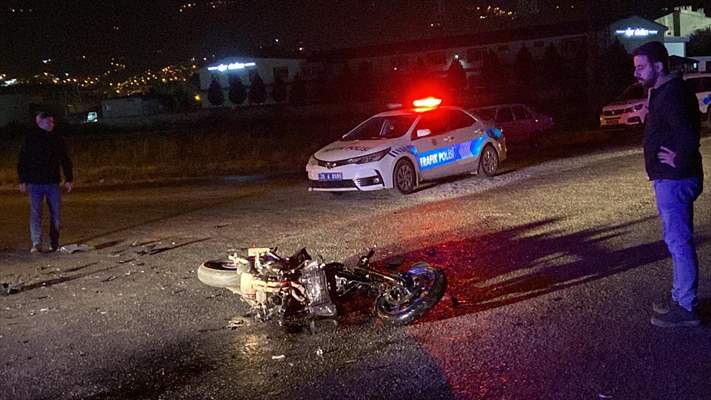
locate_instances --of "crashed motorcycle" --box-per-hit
[197,247,446,327]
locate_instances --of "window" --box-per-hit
[273,66,288,81]
[512,105,531,121]
[345,115,417,140]
[414,110,448,136]
[443,110,475,130]
[495,107,514,123]
[561,39,581,57]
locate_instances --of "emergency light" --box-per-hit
[412,97,442,108]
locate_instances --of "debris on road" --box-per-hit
[226,316,250,329]
[271,354,286,361]
[1,282,24,296]
[59,244,95,254]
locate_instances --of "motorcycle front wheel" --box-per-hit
[375,262,446,325]
[197,260,244,288]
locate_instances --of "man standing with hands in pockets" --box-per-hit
[632,41,704,327]
[17,112,74,254]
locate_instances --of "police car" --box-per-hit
[306,97,507,194]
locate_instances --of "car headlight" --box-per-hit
[345,148,391,165]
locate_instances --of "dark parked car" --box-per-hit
[471,103,554,144]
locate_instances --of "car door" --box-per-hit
[511,105,534,140]
[411,109,464,180]
[495,106,519,141]
[439,109,483,174]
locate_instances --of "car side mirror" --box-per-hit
[416,129,431,138]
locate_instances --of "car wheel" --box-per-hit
[478,145,499,177]
[393,159,417,194]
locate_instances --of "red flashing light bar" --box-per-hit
[412,97,442,108]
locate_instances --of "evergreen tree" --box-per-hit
[541,43,563,87]
[228,75,247,105]
[289,73,307,105]
[446,58,468,92]
[207,77,224,106]
[688,27,711,56]
[248,72,267,104]
[601,39,633,99]
[481,50,504,87]
[514,45,535,86]
[272,75,287,103]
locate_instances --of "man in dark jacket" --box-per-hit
[17,112,74,253]
[632,41,703,327]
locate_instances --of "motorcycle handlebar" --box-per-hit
[358,248,375,267]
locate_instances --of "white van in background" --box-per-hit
[681,73,711,124]
[600,73,711,128]
[600,83,648,128]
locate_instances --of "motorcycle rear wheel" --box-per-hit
[375,262,446,325]
[197,260,244,288]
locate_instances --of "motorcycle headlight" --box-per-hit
[345,148,390,165]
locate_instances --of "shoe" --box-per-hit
[30,245,41,254]
[651,303,701,328]
[652,297,673,314]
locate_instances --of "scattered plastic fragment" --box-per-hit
[59,244,95,254]
[315,348,324,358]
[226,317,250,329]
[599,393,613,399]
[271,354,286,361]
[1,282,23,296]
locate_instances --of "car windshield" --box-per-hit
[616,84,646,101]
[343,115,417,140]
[473,108,496,121]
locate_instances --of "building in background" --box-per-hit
[198,57,305,108]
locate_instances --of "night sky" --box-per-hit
[1,0,709,76]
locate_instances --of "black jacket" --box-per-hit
[17,128,73,184]
[643,75,703,180]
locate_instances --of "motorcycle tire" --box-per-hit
[197,260,244,288]
[375,262,446,325]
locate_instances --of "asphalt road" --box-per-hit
[1,130,711,400]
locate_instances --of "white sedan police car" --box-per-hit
[306,98,507,194]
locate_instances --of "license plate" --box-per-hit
[319,173,342,181]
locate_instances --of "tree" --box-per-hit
[541,43,563,87]
[228,75,247,105]
[289,73,307,105]
[514,45,535,87]
[446,58,468,92]
[599,39,633,100]
[248,72,267,104]
[481,50,504,87]
[207,77,224,106]
[688,27,711,56]
[272,75,287,103]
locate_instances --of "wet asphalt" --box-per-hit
[1,128,711,399]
